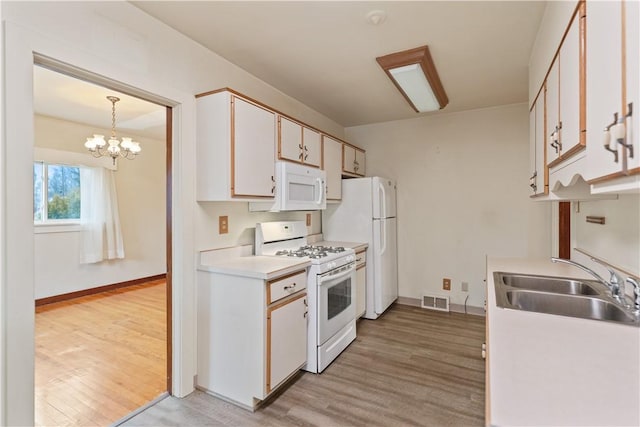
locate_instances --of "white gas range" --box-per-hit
[256,221,357,373]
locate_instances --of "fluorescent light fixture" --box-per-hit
[376,45,449,113]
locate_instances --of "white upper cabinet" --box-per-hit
[529,90,547,196]
[234,97,277,197]
[546,59,561,165]
[585,0,624,182]
[625,0,640,173]
[322,135,342,200]
[585,0,640,190]
[343,144,366,177]
[558,9,584,158]
[196,90,276,201]
[302,127,322,167]
[278,116,322,168]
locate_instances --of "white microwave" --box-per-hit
[249,162,326,212]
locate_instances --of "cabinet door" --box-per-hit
[535,92,547,194]
[546,59,561,165]
[279,116,303,163]
[323,135,342,200]
[585,0,623,181]
[356,264,366,318]
[302,127,322,167]
[342,144,356,174]
[233,97,276,197]
[267,294,307,392]
[625,0,640,173]
[354,148,366,176]
[558,10,583,157]
[529,104,537,194]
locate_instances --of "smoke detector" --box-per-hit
[366,10,387,26]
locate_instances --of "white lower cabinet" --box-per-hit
[268,294,307,391]
[197,269,307,410]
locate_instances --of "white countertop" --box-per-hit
[486,257,640,426]
[198,256,310,280]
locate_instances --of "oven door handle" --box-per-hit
[318,263,355,286]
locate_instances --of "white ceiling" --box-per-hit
[132,0,546,127]
[34,2,545,136]
[34,66,166,140]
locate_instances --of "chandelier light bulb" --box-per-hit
[93,134,106,148]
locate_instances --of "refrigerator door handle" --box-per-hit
[378,182,386,218]
[379,219,387,255]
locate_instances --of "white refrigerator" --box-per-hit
[322,177,398,319]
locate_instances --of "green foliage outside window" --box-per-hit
[34,162,81,222]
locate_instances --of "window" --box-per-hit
[33,162,81,224]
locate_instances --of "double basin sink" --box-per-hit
[494,272,639,326]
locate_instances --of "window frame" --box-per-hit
[33,160,82,230]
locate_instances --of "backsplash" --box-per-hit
[572,194,640,275]
[195,201,322,252]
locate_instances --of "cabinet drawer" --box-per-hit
[268,271,307,304]
[355,250,366,268]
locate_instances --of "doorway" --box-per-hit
[32,65,172,425]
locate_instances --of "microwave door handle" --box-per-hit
[315,178,324,204]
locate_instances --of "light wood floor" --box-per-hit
[124,304,485,426]
[35,280,167,426]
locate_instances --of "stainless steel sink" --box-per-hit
[497,272,600,295]
[505,291,637,324]
[494,272,639,326]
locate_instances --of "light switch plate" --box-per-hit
[443,278,451,291]
[219,216,228,234]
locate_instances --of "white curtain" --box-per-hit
[80,167,125,263]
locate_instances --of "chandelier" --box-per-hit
[84,96,141,165]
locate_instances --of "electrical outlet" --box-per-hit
[306,213,311,227]
[219,215,228,234]
[443,278,451,291]
[461,281,469,292]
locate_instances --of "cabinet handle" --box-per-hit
[604,113,620,163]
[304,146,308,152]
[299,152,304,160]
[284,283,296,290]
[304,154,308,160]
[304,310,308,318]
[298,144,303,150]
[617,103,634,159]
[304,298,307,307]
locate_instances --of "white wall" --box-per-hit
[1,2,345,424]
[572,195,640,277]
[345,104,552,309]
[33,115,166,299]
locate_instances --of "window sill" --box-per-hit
[34,223,82,234]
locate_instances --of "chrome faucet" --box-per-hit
[550,257,624,301]
[626,277,640,312]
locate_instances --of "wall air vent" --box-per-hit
[421,294,450,312]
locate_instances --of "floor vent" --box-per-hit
[421,294,450,312]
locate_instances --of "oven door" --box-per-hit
[317,262,356,345]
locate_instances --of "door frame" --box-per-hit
[2,21,198,425]
[34,57,177,402]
